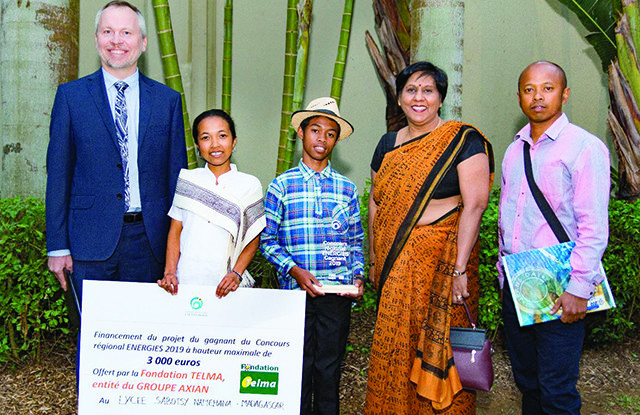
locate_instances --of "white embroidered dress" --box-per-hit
[168,165,266,287]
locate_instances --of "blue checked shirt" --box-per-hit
[260,161,365,290]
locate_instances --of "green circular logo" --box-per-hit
[190,297,203,310]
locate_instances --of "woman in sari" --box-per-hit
[158,109,265,298]
[365,61,494,413]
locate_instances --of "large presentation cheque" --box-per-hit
[78,281,305,414]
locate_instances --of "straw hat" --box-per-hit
[290,97,354,141]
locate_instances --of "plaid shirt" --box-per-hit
[260,161,365,290]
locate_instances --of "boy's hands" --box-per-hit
[289,266,324,297]
[339,276,364,300]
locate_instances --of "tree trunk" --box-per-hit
[0,0,79,198]
[410,0,464,121]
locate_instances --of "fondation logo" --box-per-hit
[239,363,279,395]
[190,297,203,310]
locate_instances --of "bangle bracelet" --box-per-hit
[453,269,466,277]
[231,270,243,283]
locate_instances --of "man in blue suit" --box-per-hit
[46,1,187,298]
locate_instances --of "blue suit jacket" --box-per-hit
[46,69,187,262]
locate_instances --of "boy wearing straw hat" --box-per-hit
[261,97,365,415]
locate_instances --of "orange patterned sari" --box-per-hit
[365,121,492,414]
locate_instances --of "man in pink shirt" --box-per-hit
[498,61,610,414]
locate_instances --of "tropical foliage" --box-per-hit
[555,0,640,200]
[555,0,621,72]
[0,198,69,363]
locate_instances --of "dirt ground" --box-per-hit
[340,306,640,415]
[1,306,639,414]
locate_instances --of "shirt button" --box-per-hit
[116,193,123,199]
[117,163,122,169]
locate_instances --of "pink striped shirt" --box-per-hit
[497,113,610,299]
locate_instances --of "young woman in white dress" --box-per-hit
[157,109,265,298]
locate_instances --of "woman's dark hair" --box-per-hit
[395,61,448,104]
[192,109,237,143]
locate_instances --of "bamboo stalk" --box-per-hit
[152,0,198,169]
[275,0,300,176]
[330,0,354,107]
[222,0,233,114]
[281,0,314,171]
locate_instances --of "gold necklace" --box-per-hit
[398,118,443,155]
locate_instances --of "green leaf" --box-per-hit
[554,0,621,71]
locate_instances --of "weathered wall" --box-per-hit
[0,0,79,198]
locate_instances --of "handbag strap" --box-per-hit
[523,142,570,243]
[461,299,476,330]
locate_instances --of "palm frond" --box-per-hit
[554,0,622,71]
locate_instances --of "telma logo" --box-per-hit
[239,370,279,395]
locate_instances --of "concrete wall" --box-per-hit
[464,0,611,179]
[75,0,610,191]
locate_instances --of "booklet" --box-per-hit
[502,241,616,326]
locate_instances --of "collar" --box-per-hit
[102,68,139,90]
[298,160,332,181]
[515,113,569,144]
[205,163,238,183]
